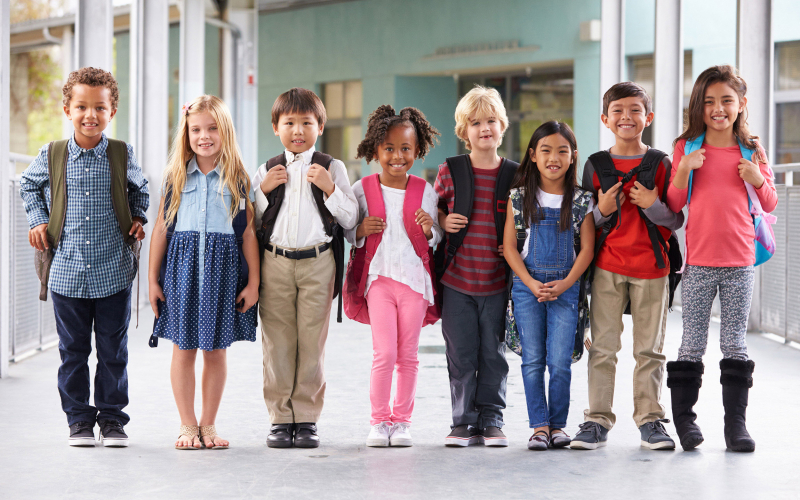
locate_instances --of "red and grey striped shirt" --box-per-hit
[434,162,506,296]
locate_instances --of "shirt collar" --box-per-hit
[285,146,315,165]
[187,156,221,176]
[68,133,108,160]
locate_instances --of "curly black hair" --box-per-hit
[356,105,440,162]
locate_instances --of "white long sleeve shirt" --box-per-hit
[345,179,443,305]
[252,146,358,249]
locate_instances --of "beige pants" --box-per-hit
[259,245,335,424]
[584,267,669,429]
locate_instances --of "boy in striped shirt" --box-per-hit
[434,86,518,447]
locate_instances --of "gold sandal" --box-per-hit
[176,424,200,450]
[199,425,229,450]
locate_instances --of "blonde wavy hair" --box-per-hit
[454,85,509,151]
[162,95,252,228]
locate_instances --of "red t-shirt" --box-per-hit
[434,162,506,296]
[591,156,672,279]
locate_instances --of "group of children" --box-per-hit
[21,63,775,454]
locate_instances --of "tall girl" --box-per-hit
[149,95,259,450]
[503,121,595,450]
[346,105,442,447]
[666,65,777,452]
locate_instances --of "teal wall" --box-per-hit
[257,0,603,175]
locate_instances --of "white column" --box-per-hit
[75,0,114,71]
[737,0,773,333]
[653,0,683,153]
[227,5,259,171]
[600,0,625,150]
[61,25,74,139]
[0,0,11,377]
[130,0,170,307]
[179,0,206,105]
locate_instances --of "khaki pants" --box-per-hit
[584,268,669,429]
[259,245,335,424]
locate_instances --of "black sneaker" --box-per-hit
[68,421,96,447]
[639,419,676,450]
[445,425,483,447]
[98,420,129,447]
[483,426,508,447]
[570,421,609,450]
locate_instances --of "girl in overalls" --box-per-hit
[503,121,595,450]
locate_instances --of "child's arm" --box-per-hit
[126,145,150,240]
[433,163,468,233]
[236,204,261,313]
[540,213,595,301]
[148,196,168,317]
[251,164,271,223]
[502,195,547,301]
[742,144,778,213]
[667,140,704,212]
[19,146,51,250]
[319,160,359,230]
[344,181,384,247]
[417,183,444,246]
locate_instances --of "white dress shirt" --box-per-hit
[252,146,358,249]
[345,179,443,305]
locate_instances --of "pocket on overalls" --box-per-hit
[533,219,568,269]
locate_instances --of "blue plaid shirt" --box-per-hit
[19,134,150,299]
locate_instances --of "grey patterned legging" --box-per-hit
[677,265,754,362]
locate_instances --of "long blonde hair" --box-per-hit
[162,95,252,228]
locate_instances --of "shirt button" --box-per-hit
[85,168,89,172]
[203,188,207,191]
[86,241,90,245]
[202,208,205,212]
[85,192,89,196]
[86,264,91,268]
[85,216,89,220]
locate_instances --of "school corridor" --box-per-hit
[0,305,797,499]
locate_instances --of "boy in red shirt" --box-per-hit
[571,82,684,450]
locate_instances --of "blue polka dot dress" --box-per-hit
[153,158,257,351]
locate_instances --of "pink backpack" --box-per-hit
[343,173,441,326]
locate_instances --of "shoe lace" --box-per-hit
[102,420,124,433]
[577,421,601,439]
[74,421,92,432]
[392,423,410,434]
[652,418,671,435]
[374,422,392,434]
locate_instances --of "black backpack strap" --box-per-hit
[256,154,288,249]
[494,158,519,247]
[310,151,344,322]
[441,155,474,274]
[151,185,177,348]
[309,151,336,235]
[633,148,669,270]
[588,151,620,255]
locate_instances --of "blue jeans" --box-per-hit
[52,285,132,426]
[512,206,579,429]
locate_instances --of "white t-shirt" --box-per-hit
[519,189,594,260]
[345,179,443,305]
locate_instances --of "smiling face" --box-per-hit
[273,112,324,154]
[187,111,221,161]
[466,114,503,152]
[601,96,653,141]
[531,133,575,187]
[63,84,116,149]
[703,81,745,134]
[376,124,418,185]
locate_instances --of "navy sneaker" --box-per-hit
[445,425,483,447]
[570,421,609,450]
[68,421,95,447]
[98,420,129,447]
[639,419,676,450]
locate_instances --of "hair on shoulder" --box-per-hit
[602,81,652,116]
[271,88,327,126]
[356,105,440,162]
[454,85,509,150]
[62,67,120,109]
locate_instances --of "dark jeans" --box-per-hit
[441,286,508,429]
[52,284,132,426]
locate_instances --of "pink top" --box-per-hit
[667,139,778,267]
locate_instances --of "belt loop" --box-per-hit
[272,244,277,258]
[315,244,320,258]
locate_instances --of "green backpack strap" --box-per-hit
[46,140,70,249]
[107,138,136,245]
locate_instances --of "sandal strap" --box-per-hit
[199,425,218,438]
[179,424,199,438]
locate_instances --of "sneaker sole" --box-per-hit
[641,440,675,450]
[366,438,389,447]
[389,438,412,447]
[570,441,605,450]
[68,437,96,447]
[99,437,129,448]
[445,436,483,447]
[484,437,508,447]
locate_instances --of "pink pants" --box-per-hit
[366,276,428,425]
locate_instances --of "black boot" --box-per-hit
[666,360,705,450]
[720,359,756,453]
[267,424,294,448]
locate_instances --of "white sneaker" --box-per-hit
[366,422,392,447]
[389,422,412,447]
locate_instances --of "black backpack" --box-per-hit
[255,152,345,323]
[587,148,683,311]
[434,154,519,284]
[150,179,250,347]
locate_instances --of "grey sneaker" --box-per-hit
[68,421,96,447]
[483,426,508,447]
[98,420,129,447]
[639,419,676,450]
[570,421,609,450]
[445,425,483,447]
[527,431,549,451]
[550,430,572,448]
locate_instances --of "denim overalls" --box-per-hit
[511,205,580,430]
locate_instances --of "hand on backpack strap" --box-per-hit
[236,283,259,313]
[149,282,165,318]
[260,164,288,195]
[597,182,624,217]
[307,163,335,196]
[415,209,434,240]
[356,216,385,240]
[679,148,705,172]
[738,158,765,188]
[29,223,49,251]
[443,213,468,233]
[129,217,146,241]
[629,182,658,209]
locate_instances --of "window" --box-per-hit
[321,81,363,183]
[457,69,574,164]
[775,41,800,180]
[627,51,693,147]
